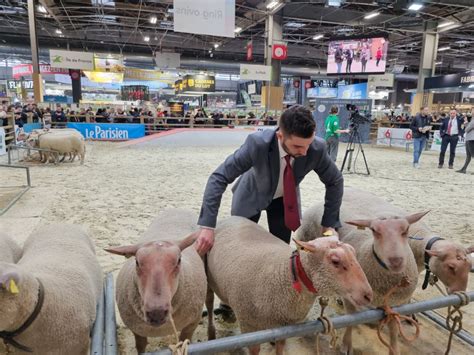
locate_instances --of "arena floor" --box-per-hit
[0,129,472,354]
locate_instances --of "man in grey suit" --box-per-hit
[195,105,344,254]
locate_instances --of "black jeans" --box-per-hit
[439,134,459,166]
[248,197,292,244]
[459,140,474,172]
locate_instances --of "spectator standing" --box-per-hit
[324,106,349,162]
[51,107,67,125]
[410,106,431,168]
[438,109,465,169]
[456,110,474,174]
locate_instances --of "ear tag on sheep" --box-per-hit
[323,230,334,237]
[8,279,19,294]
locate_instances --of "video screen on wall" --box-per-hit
[327,37,389,75]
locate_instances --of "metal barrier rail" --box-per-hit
[90,282,105,355]
[7,144,58,165]
[0,164,31,216]
[104,273,118,355]
[146,291,474,355]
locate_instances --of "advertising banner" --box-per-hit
[50,50,94,70]
[337,83,368,99]
[12,64,69,78]
[7,80,34,90]
[181,74,215,93]
[124,68,175,82]
[307,87,338,98]
[430,131,466,155]
[155,52,181,69]
[93,54,124,73]
[84,71,124,83]
[368,73,394,88]
[0,128,6,156]
[174,0,235,38]
[240,64,272,81]
[376,128,413,148]
[67,123,145,140]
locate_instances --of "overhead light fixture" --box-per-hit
[313,34,324,40]
[438,46,450,51]
[167,8,174,13]
[55,29,62,34]
[234,27,242,33]
[435,61,442,65]
[364,12,380,19]
[438,21,454,28]
[214,43,220,49]
[408,3,423,11]
[266,1,279,10]
[144,36,150,42]
[285,22,306,28]
[37,5,47,13]
[150,16,157,24]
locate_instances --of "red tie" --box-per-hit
[447,119,453,135]
[283,155,300,231]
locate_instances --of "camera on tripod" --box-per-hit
[346,104,372,127]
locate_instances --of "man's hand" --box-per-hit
[418,127,423,132]
[321,226,339,239]
[195,228,215,256]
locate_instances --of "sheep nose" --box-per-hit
[364,291,373,304]
[388,257,403,269]
[146,307,169,324]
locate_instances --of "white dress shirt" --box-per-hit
[448,117,459,135]
[273,139,294,199]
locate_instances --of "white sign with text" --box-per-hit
[173,0,235,38]
[50,50,94,70]
[368,73,394,88]
[240,64,272,81]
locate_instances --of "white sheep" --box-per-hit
[0,232,22,263]
[105,209,207,354]
[206,216,373,355]
[27,130,85,164]
[298,191,429,355]
[0,224,102,355]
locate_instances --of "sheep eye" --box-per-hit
[177,257,181,266]
[135,259,140,268]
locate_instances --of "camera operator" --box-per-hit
[325,106,350,162]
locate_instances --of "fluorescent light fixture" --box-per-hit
[438,21,454,28]
[435,61,442,65]
[214,43,220,49]
[167,8,174,13]
[37,5,47,13]
[55,29,62,34]
[438,46,450,51]
[234,27,242,33]
[285,22,306,28]
[266,1,279,10]
[150,16,157,24]
[313,34,324,40]
[364,12,380,20]
[144,36,150,42]
[408,3,423,11]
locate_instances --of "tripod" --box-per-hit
[340,124,370,175]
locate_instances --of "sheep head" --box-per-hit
[346,211,428,273]
[294,238,373,308]
[0,264,23,331]
[105,232,197,326]
[426,242,473,294]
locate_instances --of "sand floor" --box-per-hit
[0,129,473,355]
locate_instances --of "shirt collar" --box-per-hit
[277,138,289,160]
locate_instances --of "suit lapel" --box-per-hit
[268,132,280,195]
[293,156,308,182]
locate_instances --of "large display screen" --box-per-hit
[327,37,388,75]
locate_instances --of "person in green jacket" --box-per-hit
[325,106,349,162]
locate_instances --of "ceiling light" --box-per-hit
[266,1,279,10]
[364,12,380,19]
[55,29,62,34]
[408,3,423,11]
[144,36,150,42]
[438,46,450,51]
[234,27,242,33]
[37,5,47,13]
[150,16,157,24]
[214,43,220,49]
[435,61,442,65]
[167,8,174,13]
[285,22,306,28]
[313,34,324,40]
[438,21,454,28]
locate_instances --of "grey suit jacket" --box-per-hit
[198,128,344,229]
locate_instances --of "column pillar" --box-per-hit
[412,21,438,115]
[27,0,43,102]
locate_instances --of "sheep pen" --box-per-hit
[0,131,472,354]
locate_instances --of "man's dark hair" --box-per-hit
[279,105,315,138]
[330,105,339,114]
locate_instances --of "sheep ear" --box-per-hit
[345,219,371,230]
[293,239,317,253]
[465,245,474,254]
[405,211,430,225]
[104,244,140,258]
[177,232,198,251]
[0,271,20,294]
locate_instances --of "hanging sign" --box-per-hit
[155,52,181,69]
[272,43,288,60]
[240,64,272,81]
[173,0,235,38]
[368,73,394,88]
[49,50,94,70]
[93,54,124,73]
[181,74,215,93]
[12,64,69,78]
[246,41,253,61]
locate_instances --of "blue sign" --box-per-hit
[43,95,72,103]
[23,123,42,133]
[307,87,338,98]
[67,123,145,140]
[337,83,367,99]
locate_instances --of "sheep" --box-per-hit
[37,133,85,165]
[206,216,373,355]
[105,209,207,354]
[0,224,102,355]
[300,187,473,294]
[0,232,22,263]
[26,129,85,164]
[298,194,429,355]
